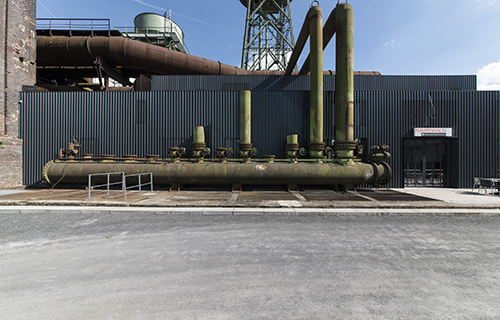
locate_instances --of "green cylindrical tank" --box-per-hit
[134,12,184,39]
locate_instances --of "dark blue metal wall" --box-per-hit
[152,75,477,91]
[19,88,500,188]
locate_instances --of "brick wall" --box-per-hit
[0,137,22,187]
[3,0,37,136]
[1,0,35,187]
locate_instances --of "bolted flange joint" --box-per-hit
[334,140,357,163]
[192,142,207,159]
[308,142,325,159]
[239,142,254,159]
[216,147,233,162]
[285,143,300,159]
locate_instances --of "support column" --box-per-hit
[308,5,325,160]
[334,3,356,165]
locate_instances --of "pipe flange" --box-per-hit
[42,160,55,184]
[122,154,137,159]
[379,161,393,185]
[239,143,253,151]
[82,153,94,161]
[216,147,228,159]
[308,142,325,151]
[145,154,159,161]
[192,142,206,151]
[99,154,115,161]
[285,143,300,151]
[308,143,325,159]
[334,140,357,151]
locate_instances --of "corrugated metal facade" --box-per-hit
[152,75,477,91]
[19,87,500,188]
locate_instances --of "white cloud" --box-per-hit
[131,0,167,12]
[476,0,497,5]
[384,38,397,47]
[477,60,500,90]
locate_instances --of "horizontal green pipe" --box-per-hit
[43,160,391,186]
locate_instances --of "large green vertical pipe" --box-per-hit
[240,90,251,144]
[334,3,355,161]
[308,5,324,158]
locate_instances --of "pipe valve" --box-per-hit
[169,147,186,161]
[369,145,391,164]
[216,147,233,161]
[59,136,81,159]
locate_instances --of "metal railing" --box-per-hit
[88,172,153,200]
[37,18,111,36]
[123,173,154,200]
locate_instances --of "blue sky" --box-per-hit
[36,0,500,89]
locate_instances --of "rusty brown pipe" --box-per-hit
[36,36,286,76]
[37,36,380,77]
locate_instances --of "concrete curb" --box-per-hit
[2,206,500,217]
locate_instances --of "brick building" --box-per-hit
[0,0,36,187]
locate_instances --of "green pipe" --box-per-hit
[285,14,310,75]
[240,90,251,144]
[239,90,253,158]
[287,134,298,144]
[43,160,391,187]
[334,3,355,162]
[192,126,207,159]
[299,6,337,75]
[308,5,325,159]
[194,126,205,144]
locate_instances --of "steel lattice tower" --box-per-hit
[240,0,295,71]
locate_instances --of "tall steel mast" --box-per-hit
[240,0,295,71]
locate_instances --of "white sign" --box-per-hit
[414,128,453,137]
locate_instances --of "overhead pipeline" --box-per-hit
[36,35,380,77]
[36,35,285,77]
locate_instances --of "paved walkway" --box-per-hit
[0,188,500,210]
[393,187,500,205]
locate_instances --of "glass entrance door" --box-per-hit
[404,138,456,187]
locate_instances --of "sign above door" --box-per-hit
[414,128,453,137]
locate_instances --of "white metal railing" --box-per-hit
[88,172,153,200]
[123,173,154,200]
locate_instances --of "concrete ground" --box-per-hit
[1,212,500,319]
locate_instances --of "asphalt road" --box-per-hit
[1,210,500,319]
